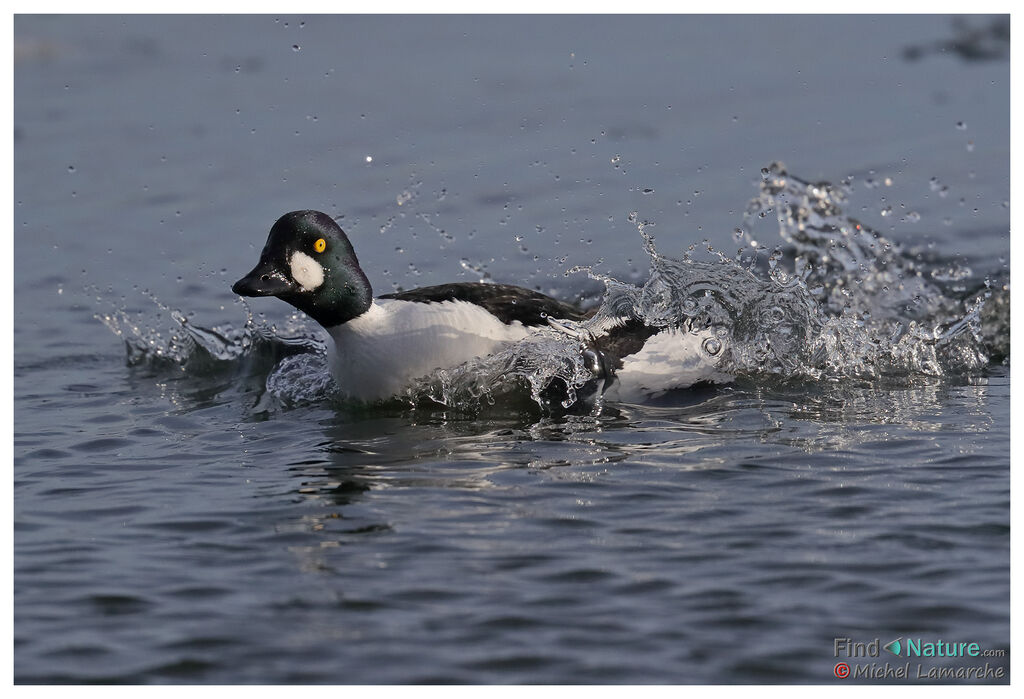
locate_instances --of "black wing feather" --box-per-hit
[588,318,661,367]
[379,283,588,326]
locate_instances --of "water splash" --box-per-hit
[96,289,251,371]
[739,162,992,379]
[406,330,597,411]
[94,289,334,408]
[444,162,999,406]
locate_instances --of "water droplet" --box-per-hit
[702,337,722,356]
[764,306,785,325]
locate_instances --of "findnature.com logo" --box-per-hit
[832,637,1006,681]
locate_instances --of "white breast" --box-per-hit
[326,299,532,401]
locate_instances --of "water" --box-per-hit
[14,15,1009,683]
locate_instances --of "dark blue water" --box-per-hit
[14,15,1009,684]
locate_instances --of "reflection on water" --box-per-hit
[283,368,1005,516]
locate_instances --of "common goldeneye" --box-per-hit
[232,210,729,402]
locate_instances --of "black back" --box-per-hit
[379,283,589,327]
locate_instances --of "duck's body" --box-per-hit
[326,297,532,400]
[232,210,729,403]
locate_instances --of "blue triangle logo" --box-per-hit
[883,638,902,656]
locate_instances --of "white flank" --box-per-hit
[327,299,532,401]
[608,328,733,402]
[290,251,324,291]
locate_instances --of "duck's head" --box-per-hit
[232,210,372,328]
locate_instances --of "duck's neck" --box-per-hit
[286,263,373,329]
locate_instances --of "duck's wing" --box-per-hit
[379,283,588,327]
[587,318,661,368]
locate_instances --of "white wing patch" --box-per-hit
[290,250,324,291]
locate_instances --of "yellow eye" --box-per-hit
[314,238,326,253]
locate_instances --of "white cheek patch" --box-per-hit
[290,251,325,291]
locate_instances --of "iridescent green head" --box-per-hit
[232,210,372,327]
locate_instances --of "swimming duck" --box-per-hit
[232,210,729,402]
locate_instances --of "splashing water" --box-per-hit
[96,289,252,371]
[415,163,998,407]
[737,162,991,379]
[97,164,1003,413]
[406,330,597,411]
[95,289,335,408]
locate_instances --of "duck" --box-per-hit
[232,210,730,403]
